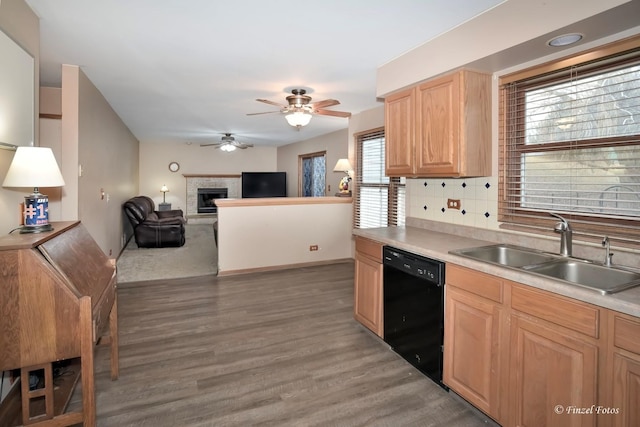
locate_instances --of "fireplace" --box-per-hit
[197,188,228,213]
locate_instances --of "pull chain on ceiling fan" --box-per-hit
[247,89,351,129]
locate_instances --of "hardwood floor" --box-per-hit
[74,261,494,426]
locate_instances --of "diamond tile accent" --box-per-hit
[441,182,446,187]
[462,210,466,215]
[441,207,446,213]
[424,181,428,187]
[485,212,490,218]
[485,183,491,189]
[423,205,428,210]
[462,182,467,188]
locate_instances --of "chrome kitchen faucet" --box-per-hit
[602,236,614,266]
[550,213,572,257]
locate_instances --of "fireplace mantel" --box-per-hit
[182,174,241,178]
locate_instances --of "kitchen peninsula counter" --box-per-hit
[353,223,640,317]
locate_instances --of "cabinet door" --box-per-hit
[354,252,383,337]
[444,285,503,421]
[510,314,598,427]
[384,87,414,176]
[415,72,460,176]
[612,352,640,427]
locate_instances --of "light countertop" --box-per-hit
[353,225,640,317]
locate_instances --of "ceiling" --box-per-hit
[25,0,505,148]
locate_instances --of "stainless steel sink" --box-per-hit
[453,244,557,267]
[450,244,640,295]
[524,260,640,295]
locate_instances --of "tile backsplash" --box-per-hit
[406,176,500,230]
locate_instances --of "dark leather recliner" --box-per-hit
[123,196,186,248]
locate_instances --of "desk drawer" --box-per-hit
[93,278,116,342]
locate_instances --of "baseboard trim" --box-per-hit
[217,258,353,277]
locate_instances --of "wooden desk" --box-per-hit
[0,221,119,426]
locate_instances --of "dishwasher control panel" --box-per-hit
[383,246,444,285]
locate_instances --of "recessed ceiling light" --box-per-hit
[547,33,584,47]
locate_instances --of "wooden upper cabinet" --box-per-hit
[384,87,414,176]
[385,69,491,178]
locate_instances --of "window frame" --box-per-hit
[498,35,640,247]
[353,127,405,229]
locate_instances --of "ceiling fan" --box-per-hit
[200,133,253,152]
[247,89,351,129]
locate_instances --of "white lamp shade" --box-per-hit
[285,111,312,127]
[161,185,169,193]
[333,158,353,173]
[2,146,65,188]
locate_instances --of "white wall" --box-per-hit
[277,128,349,196]
[0,29,33,147]
[376,0,630,96]
[138,140,277,211]
[0,0,39,234]
[217,198,353,274]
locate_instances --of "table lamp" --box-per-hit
[161,184,169,203]
[2,146,65,233]
[333,158,353,196]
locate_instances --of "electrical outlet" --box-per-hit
[447,198,461,210]
[309,245,319,251]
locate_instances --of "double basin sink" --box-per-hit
[450,244,640,295]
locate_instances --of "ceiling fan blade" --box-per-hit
[236,144,254,149]
[256,98,287,108]
[200,143,223,147]
[311,99,340,109]
[315,108,352,118]
[246,111,280,116]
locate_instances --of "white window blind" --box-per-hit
[499,36,640,246]
[354,128,405,228]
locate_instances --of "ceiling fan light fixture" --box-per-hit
[285,111,312,128]
[220,143,236,152]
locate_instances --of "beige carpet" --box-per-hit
[116,224,217,283]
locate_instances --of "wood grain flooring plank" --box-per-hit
[69,262,495,427]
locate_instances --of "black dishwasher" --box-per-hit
[383,246,446,389]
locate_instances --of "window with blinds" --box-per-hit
[499,36,640,246]
[354,128,405,228]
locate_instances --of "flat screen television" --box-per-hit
[241,172,287,198]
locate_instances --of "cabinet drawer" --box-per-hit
[446,264,503,303]
[613,312,640,354]
[511,284,599,338]
[355,237,383,262]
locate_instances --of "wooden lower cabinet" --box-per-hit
[444,285,504,421]
[444,264,613,427]
[353,237,383,337]
[611,353,640,427]
[608,311,640,427]
[509,314,598,427]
